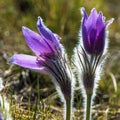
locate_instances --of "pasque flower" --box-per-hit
[10,17,74,120]
[10,17,62,71]
[80,8,113,93]
[75,8,113,120]
[81,8,113,55]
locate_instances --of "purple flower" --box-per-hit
[81,8,113,55]
[10,17,73,101]
[9,18,74,120]
[10,17,62,72]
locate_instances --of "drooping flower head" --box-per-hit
[81,8,113,55]
[10,17,74,102]
[10,17,62,72]
[10,17,74,120]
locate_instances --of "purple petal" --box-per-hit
[95,28,105,54]
[82,25,91,53]
[37,17,62,54]
[81,7,88,24]
[54,33,61,41]
[90,8,98,20]
[86,8,98,32]
[22,26,51,55]
[37,17,57,42]
[96,12,105,35]
[89,28,97,47]
[10,54,44,70]
[105,18,114,27]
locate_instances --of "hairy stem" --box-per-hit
[65,98,71,120]
[85,94,92,120]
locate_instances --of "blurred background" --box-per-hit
[0,0,120,119]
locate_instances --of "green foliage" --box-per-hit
[0,0,120,119]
